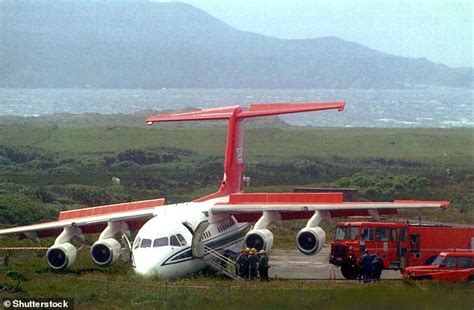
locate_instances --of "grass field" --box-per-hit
[1,126,472,167]
[2,275,474,309]
[1,261,473,309]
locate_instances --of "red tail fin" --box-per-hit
[146,102,345,201]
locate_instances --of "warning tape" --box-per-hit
[0,247,48,250]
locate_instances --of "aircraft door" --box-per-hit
[191,220,209,258]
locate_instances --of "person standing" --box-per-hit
[371,253,382,281]
[258,250,270,281]
[236,249,246,278]
[248,248,259,280]
[360,249,373,283]
[243,248,250,279]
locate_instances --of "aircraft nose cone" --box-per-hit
[132,252,159,277]
[132,248,172,278]
[134,264,157,277]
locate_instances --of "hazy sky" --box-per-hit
[160,0,472,68]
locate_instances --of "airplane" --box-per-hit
[0,102,450,279]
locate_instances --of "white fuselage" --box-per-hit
[131,198,250,278]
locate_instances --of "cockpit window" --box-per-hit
[170,235,180,247]
[177,234,187,246]
[141,238,152,248]
[153,237,168,247]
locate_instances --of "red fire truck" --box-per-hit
[329,221,474,279]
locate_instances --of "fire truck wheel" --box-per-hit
[468,275,474,282]
[340,264,360,280]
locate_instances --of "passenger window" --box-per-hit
[141,238,152,248]
[170,235,180,247]
[376,228,389,241]
[443,257,457,268]
[177,234,187,246]
[153,237,168,247]
[459,257,472,268]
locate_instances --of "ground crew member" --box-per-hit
[236,249,246,278]
[253,248,261,264]
[243,248,250,279]
[248,248,259,280]
[371,253,382,280]
[360,249,372,282]
[258,250,270,281]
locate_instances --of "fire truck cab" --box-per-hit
[330,221,474,279]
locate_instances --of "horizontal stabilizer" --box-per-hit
[146,102,345,124]
[146,106,238,123]
[240,102,345,118]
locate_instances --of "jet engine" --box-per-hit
[296,227,326,255]
[90,238,122,267]
[244,228,274,251]
[46,242,77,270]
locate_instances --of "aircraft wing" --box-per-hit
[211,193,449,222]
[0,198,165,239]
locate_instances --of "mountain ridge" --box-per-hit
[0,1,472,88]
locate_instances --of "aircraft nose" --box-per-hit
[132,249,168,277]
[134,265,157,277]
[132,252,159,277]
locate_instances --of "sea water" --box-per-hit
[1,88,472,127]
